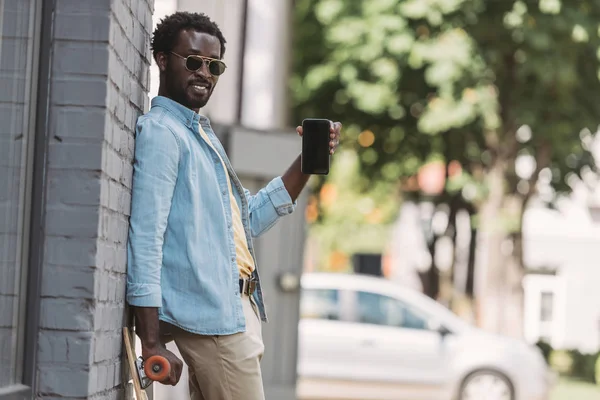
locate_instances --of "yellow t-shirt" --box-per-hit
[197,126,255,279]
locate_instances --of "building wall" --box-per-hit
[35,0,154,397]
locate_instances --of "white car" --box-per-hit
[296,273,555,400]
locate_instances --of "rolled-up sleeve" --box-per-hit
[126,117,180,308]
[244,176,296,237]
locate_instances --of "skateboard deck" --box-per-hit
[123,327,171,400]
[123,327,148,400]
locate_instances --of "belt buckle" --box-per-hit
[241,278,256,296]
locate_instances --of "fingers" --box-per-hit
[296,126,303,136]
[160,354,183,386]
[330,121,342,133]
[174,359,183,384]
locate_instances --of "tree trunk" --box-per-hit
[466,223,477,298]
[438,199,459,308]
[477,160,525,337]
[419,235,440,299]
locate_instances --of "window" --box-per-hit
[0,0,40,393]
[300,288,340,321]
[355,291,428,330]
[540,291,554,322]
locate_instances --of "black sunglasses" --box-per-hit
[170,52,227,76]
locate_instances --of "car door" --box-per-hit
[348,290,449,397]
[297,287,358,380]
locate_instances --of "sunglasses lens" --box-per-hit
[185,57,204,71]
[208,60,226,76]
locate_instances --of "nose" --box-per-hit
[193,59,211,80]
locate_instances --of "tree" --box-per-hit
[291,0,600,336]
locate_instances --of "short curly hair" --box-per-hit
[151,12,227,61]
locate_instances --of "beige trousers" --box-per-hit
[170,296,266,400]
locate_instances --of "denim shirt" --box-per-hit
[126,96,296,335]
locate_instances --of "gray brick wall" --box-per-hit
[37,0,154,398]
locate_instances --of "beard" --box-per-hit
[163,68,213,111]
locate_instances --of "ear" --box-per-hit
[156,52,168,72]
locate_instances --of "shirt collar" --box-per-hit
[150,95,210,128]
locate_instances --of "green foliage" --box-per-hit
[548,348,600,383]
[536,339,553,363]
[306,151,401,270]
[291,0,600,206]
[550,349,575,375]
[595,353,600,385]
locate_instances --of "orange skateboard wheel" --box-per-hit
[144,355,171,382]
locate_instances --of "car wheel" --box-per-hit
[459,370,514,400]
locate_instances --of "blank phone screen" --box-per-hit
[301,119,330,175]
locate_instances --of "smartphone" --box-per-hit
[301,118,331,175]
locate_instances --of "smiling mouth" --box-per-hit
[190,83,210,95]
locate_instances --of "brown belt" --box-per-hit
[239,278,257,296]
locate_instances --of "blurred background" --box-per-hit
[292,1,600,399]
[1,0,600,399]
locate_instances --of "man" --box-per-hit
[126,11,341,400]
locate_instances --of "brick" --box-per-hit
[51,77,108,107]
[48,141,104,170]
[40,298,95,331]
[125,106,138,131]
[117,93,126,124]
[127,132,136,159]
[121,160,133,190]
[93,304,125,331]
[129,79,145,109]
[132,18,145,54]
[41,265,95,299]
[115,126,129,156]
[114,0,134,39]
[53,41,110,76]
[54,12,111,42]
[96,239,117,270]
[114,246,128,274]
[47,169,102,207]
[108,180,120,212]
[45,206,100,238]
[106,212,129,245]
[45,237,98,268]
[89,387,126,400]
[90,361,123,393]
[38,331,92,365]
[56,0,111,14]
[93,333,121,363]
[106,75,120,114]
[53,106,108,140]
[103,146,123,182]
[38,365,90,397]
[89,366,125,397]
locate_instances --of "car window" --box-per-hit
[355,291,428,330]
[300,288,340,321]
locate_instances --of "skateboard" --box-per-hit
[123,327,171,400]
